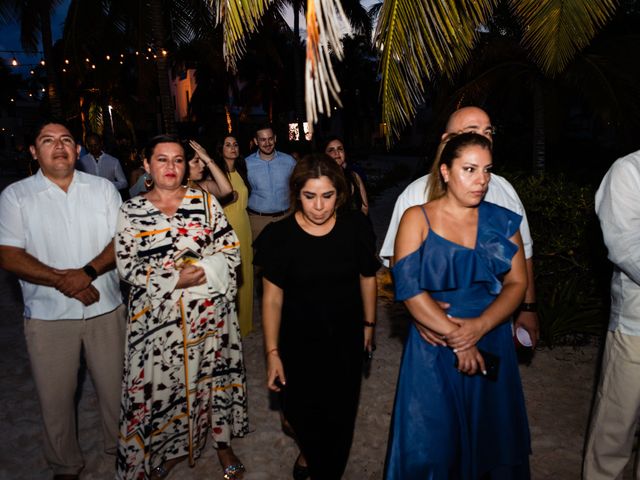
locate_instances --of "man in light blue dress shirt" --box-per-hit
[246,124,296,240]
[77,133,128,191]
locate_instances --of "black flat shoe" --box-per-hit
[293,454,310,480]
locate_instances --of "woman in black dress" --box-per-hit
[255,154,379,479]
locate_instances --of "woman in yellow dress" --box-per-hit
[213,134,254,336]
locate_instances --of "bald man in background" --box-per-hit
[380,106,539,347]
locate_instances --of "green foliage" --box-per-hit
[537,277,605,346]
[509,173,609,345]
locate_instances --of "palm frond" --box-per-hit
[509,0,618,76]
[169,1,216,45]
[305,0,351,132]
[340,0,372,39]
[212,0,273,72]
[374,0,497,146]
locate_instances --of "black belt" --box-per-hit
[247,208,288,217]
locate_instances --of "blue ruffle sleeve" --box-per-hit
[392,201,522,301]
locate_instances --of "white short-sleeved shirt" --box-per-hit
[380,173,533,266]
[595,150,640,335]
[0,170,123,320]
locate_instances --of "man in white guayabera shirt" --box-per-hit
[380,106,539,346]
[583,149,640,479]
[0,120,125,480]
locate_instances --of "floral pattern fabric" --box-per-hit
[115,188,248,480]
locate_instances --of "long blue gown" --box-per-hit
[385,201,531,479]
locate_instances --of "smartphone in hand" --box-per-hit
[453,349,500,381]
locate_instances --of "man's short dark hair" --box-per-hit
[86,132,102,143]
[253,123,274,138]
[29,118,75,146]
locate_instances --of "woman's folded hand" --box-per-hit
[175,265,206,289]
[444,317,488,352]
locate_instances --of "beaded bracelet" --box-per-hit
[363,321,376,328]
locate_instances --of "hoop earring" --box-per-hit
[144,174,154,189]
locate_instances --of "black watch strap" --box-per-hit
[83,264,98,280]
[520,302,537,312]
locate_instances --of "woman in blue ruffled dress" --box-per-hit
[386,132,531,479]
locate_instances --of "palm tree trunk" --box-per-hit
[40,4,61,117]
[148,0,176,134]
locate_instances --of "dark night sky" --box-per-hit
[0,1,71,74]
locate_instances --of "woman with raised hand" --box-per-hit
[186,139,233,200]
[211,134,254,337]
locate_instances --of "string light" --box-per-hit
[3,47,169,76]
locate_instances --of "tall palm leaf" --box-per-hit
[373,0,619,146]
[212,0,273,72]
[509,0,618,76]
[373,0,497,146]
[304,0,352,131]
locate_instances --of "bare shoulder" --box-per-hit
[398,204,429,236]
[401,204,427,220]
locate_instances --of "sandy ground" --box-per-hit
[0,160,616,479]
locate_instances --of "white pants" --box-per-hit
[583,330,640,479]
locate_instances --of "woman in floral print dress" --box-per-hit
[115,135,248,480]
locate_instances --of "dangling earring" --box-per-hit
[144,174,154,189]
